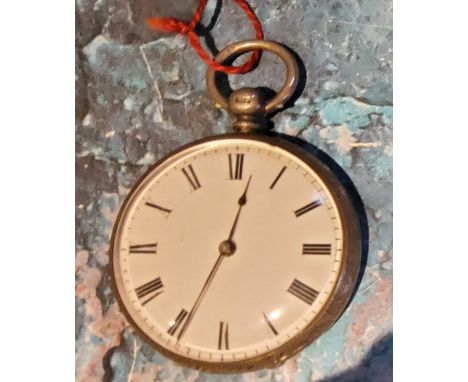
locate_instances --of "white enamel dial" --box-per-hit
[112,137,344,365]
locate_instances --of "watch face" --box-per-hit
[111,134,360,372]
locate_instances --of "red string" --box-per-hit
[146,0,264,74]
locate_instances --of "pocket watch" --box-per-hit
[110,40,361,373]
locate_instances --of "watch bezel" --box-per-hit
[109,132,362,373]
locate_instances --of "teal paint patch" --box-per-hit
[373,155,393,179]
[318,97,393,133]
[289,115,310,129]
[84,36,151,91]
[381,107,393,125]
[110,351,133,381]
[298,314,350,378]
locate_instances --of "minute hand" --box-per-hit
[176,176,252,342]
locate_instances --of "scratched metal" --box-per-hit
[76,1,392,381]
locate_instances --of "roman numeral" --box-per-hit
[135,277,164,305]
[228,153,244,180]
[287,279,319,305]
[218,321,229,350]
[263,312,278,336]
[302,244,331,255]
[181,164,201,191]
[294,199,322,217]
[145,202,172,214]
[129,243,157,254]
[269,166,287,190]
[168,309,189,336]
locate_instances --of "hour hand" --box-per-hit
[238,176,252,206]
[227,176,252,241]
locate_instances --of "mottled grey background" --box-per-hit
[76,0,392,381]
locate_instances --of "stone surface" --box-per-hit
[76,1,392,381]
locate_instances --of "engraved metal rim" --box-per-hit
[206,40,299,114]
[109,133,361,373]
